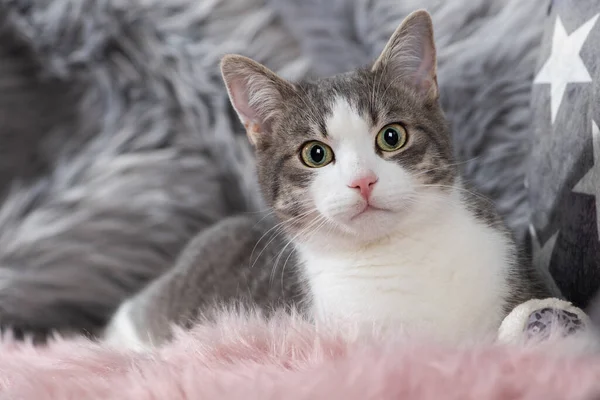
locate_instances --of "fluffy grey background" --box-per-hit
[0,0,546,337]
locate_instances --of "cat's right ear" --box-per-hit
[220,55,294,146]
[372,10,438,100]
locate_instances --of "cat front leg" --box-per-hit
[497,298,599,353]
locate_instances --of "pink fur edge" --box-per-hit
[1,310,600,400]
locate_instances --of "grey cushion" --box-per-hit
[529,0,600,308]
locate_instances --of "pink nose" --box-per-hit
[348,174,378,200]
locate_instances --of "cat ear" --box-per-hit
[220,55,294,146]
[372,10,438,100]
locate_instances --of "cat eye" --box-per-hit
[300,141,334,168]
[376,123,408,152]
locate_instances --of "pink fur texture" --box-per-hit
[2,312,600,399]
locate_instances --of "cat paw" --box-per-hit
[103,300,151,352]
[497,298,590,345]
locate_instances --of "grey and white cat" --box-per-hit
[104,10,551,349]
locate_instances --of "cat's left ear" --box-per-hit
[221,55,295,146]
[372,10,438,100]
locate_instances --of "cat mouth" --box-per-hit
[350,204,389,220]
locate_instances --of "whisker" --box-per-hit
[410,157,483,180]
[416,184,495,205]
[248,208,316,270]
[270,214,327,286]
[279,246,297,296]
[250,210,277,226]
[249,223,288,271]
[277,216,330,296]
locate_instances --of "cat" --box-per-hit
[103,10,551,349]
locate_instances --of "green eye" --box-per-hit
[300,141,334,168]
[376,123,408,152]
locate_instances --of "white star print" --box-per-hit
[534,14,599,124]
[574,120,600,237]
[530,224,561,297]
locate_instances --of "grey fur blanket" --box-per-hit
[0,0,545,337]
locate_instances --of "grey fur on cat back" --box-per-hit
[0,0,545,337]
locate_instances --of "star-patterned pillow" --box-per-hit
[529,0,600,309]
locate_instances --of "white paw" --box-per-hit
[102,300,151,352]
[497,298,590,345]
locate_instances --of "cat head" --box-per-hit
[221,10,456,248]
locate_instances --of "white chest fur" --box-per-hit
[298,204,513,344]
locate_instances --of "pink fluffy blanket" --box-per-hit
[2,313,600,399]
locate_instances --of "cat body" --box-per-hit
[104,10,549,348]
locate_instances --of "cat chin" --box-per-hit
[333,203,444,242]
[329,211,404,242]
[306,194,435,247]
[346,209,397,233]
